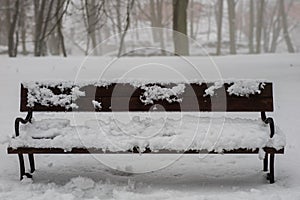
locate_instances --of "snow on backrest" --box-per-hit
[20,81,273,112]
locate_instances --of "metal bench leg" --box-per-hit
[263,153,268,172]
[28,154,35,173]
[269,153,275,184]
[18,153,33,180]
[18,154,25,180]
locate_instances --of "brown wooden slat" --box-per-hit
[21,96,273,112]
[20,83,273,112]
[75,83,273,98]
[7,147,284,154]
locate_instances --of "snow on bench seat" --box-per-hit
[9,115,285,153]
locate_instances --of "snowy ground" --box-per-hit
[0,54,300,199]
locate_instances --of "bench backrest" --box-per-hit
[20,82,273,112]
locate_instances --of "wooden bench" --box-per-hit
[7,81,285,183]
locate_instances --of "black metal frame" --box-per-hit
[261,111,275,184]
[15,111,35,180]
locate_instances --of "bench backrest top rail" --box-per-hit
[20,82,273,112]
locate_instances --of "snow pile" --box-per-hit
[65,176,95,191]
[227,80,265,97]
[9,115,285,152]
[92,100,102,110]
[10,176,141,200]
[25,82,85,109]
[204,81,223,96]
[19,119,71,139]
[205,80,265,97]
[139,84,185,105]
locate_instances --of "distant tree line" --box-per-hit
[0,0,297,57]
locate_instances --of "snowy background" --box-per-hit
[0,54,300,199]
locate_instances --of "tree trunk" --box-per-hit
[118,0,135,57]
[263,21,269,53]
[39,0,55,56]
[6,0,20,57]
[34,0,46,56]
[270,17,281,53]
[189,0,194,40]
[150,0,159,42]
[216,0,223,56]
[207,3,212,41]
[116,0,122,34]
[56,0,67,57]
[256,0,265,54]
[156,0,165,55]
[172,0,189,56]
[5,0,11,55]
[227,0,236,54]
[237,0,244,44]
[19,0,27,55]
[248,0,254,53]
[85,0,98,55]
[279,0,294,53]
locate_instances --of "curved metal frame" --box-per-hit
[261,112,275,138]
[15,111,35,180]
[261,111,275,184]
[15,111,32,137]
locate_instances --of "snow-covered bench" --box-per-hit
[7,81,285,183]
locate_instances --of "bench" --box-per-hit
[7,81,285,183]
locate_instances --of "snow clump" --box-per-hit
[205,80,265,97]
[25,82,85,109]
[140,84,185,105]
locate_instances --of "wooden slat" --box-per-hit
[75,83,273,98]
[7,147,284,154]
[20,97,273,112]
[20,83,273,112]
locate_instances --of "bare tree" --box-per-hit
[227,0,236,54]
[84,0,102,55]
[216,0,223,56]
[1,0,297,57]
[56,0,67,57]
[207,2,213,41]
[19,0,28,55]
[149,0,161,42]
[173,0,189,56]
[6,0,20,57]
[236,0,244,43]
[248,0,254,53]
[34,0,70,56]
[116,0,122,33]
[189,0,195,40]
[256,0,265,53]
[117,0,135,57]
[279,0,294,53]
[34,0,48,56]
[190,1,202,40]
[270,18,281,53]
[79,0,108,55]
[262,1,281,53]
[150,0,165,54]
[137,0,166,53]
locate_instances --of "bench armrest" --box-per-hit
[14,111,33,137]
[261,112,275,138]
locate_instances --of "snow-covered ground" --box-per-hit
[0,54,300,199]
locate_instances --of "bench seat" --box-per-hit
[8,116,285,153]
